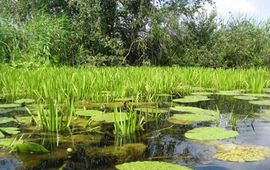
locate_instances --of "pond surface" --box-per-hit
[1,93,270,170]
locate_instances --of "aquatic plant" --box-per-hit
[214,144,270,162]
[114,109,144,137]
[1,67,270,103]
[38,98,74,132]
[116,161,192,170]
[184,127,238,141]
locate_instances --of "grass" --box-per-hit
[0,66,270,103]
[114,108,144,137]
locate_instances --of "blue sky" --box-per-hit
[207,0,270,21]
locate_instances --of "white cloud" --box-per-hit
[206,0,261,20]
[214,0,256,15]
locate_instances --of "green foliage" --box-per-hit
[184,127,238,141]
[114,109,144,137]
[116,161,192,170]
[16,142,49,153]
[38,98,74,132]
[1,67,270,103]
[214,144,270,162]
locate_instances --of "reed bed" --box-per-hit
[0,66,270,102]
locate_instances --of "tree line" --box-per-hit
[0,0,270,68]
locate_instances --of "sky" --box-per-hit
[207,0,270,21]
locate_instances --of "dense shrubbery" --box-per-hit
[0,0,269,68]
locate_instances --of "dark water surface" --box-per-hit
[1,95,270,170]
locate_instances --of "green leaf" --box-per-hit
[216,90,241,96]
[233,95,258,100]
[14,99,35,104]
[214,144,270,162]
[249,100,270,106]
[184,127,238,141]
[170,106,218,116]
[173,96,210,103]
[75,109,103,117]
[93,112,127,123]
[0,131,4,138]
[0,127,20,135]
[0,104,21,109]
[191,92,214,96]
[0,117,15,124]
[0,138,23,147]
[168,114,217,125]
[134,107,168,114]
[116,161,192,170]
[16,142,49,153]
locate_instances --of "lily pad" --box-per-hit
[214,144,270,162]
[92,112,127,123]
[216,90,241,96]
[0,127,20,135]
[184,127,238,141]
[168,114,217,125]
[16,142,49,153]
[173,96,211,103]
[116,161,192,170]
[254,109,270,120]
[14,99,35,105]
[249,100,270,106]
[0,117,15,124]
[170,106,218,116]
[242,93,270,98]
[233,96,258,101]
[191,92,214,96]
[0,138,23,147]
[114,98,133,102]
[0,104,21,109]
[75,109,104,117]
[134,108,168,114]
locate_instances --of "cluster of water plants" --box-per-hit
[1,70,270,169]
[1,67,270,103]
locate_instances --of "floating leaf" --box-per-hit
[0,127,20,135]
[242,93,270,98]
[16,142,49,153]
[15,116,36,125]
[254,109,270,120]
[214,144,270,162]
[0,104,21,109]
[170,106,218,116]
[134,107,168,114]
[114,98,133,102]
[249,100,270,106]
[75,109,103,117]
[92,112,127,123]
[185,127,238,141]
[216,90,241,96]
[0,138,23,147]
[14,99,35,105]
[0,117,15,124]
[191,92,214,96]
[173,96,211,103]
[233,96,258,101]
[168,114,217,125]
[116,161,192,170]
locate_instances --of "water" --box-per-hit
[1,94,270,170]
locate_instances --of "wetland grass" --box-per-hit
[1,67,270,103]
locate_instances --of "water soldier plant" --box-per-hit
[114,108,145,137]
